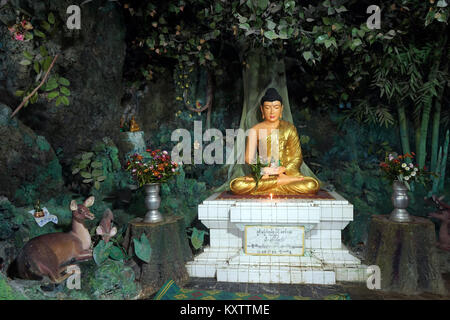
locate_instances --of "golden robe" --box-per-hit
[230,120,320,195]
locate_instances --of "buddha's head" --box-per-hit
[260,88,283,123]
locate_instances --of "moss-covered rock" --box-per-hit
[0,273,27,300]
[0,104,65,207]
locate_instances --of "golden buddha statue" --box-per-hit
[130,116,140,132]
[230,88,320,195]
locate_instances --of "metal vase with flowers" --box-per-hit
[144,183,163,223]
[390,180,411,222]
[126,148,180,224]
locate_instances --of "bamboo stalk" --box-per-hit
[430,62,448,172]
[438,130,449,192]
[398,104,411,162]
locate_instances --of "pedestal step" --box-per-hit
[186,248,367,284]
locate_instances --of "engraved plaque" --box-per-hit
[244,226,305,256]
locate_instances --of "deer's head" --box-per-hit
[70,196,95,222]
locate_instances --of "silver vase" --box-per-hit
[390,180,411,222]
[143,183,163,223]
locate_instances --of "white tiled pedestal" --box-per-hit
[186,192,368,285]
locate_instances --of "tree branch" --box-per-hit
[10,54,59,118]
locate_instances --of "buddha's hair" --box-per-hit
[260,88,282,105]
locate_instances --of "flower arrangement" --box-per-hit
[379,152,431,189]
[126,149,179,187]
[8,19,33,42]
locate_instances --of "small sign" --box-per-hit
[244,225,305,256]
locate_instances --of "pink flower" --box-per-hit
[172,168,176,172]
[14,32,24,41]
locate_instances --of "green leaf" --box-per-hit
[264,30,278,40]
[34,29,46,38]
[19,59,32,66]
[34,61,40,74]
[48,91,59,100]
[61,96,70,106]
[80,171,92,179]
[41,21,51,32]
[335,6,348,13]
[133,234,152,263]
[266,20,276,30]
[40,46,48,57]
[109,246,125,261]
[60,86,71,96]
[48,12,56,24]
[315,34,328,44]
[239,23,250,31]
[58,77,70,86]
[258,0,269,11]
[83,178,94,183]
[30,92,38,104]
[215,2,223,13]
[322,17,332,25]
[23,51,33,60]
[91,161,103,168]
[41,57,52,72]
[94,181,100,190]
[96,176,107,182]
[302,51,313,61]
[24,32,34,40]
[93,240,113,265]
[45,78,58,91]
[191,227,205,250]
[82,152,94,160]
[437,0,448,7]
[72,168,80,175]
[15,90,25,97]
[92,169,103,177]
[350,38,362,50]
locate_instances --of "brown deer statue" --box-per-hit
[429,195,450,252]
[15,196,96,283]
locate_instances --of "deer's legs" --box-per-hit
[74,249,93,262]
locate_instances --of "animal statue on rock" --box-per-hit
[15,196,96,283]
[429,195,450,251]
[96,208,117,243]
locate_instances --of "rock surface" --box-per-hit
[0,104,65,206]
[0,0,127,167]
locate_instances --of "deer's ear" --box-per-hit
[84,196,95,207]
[70,200,78,211]
[110,227,117,237]
[96,226,104,235]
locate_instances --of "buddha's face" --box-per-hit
[261,100,283,123]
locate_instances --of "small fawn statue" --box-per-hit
[16,196,96,283]
[429,195,450,252]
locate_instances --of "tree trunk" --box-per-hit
[122,215,193,298]
[366,215,447,296]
